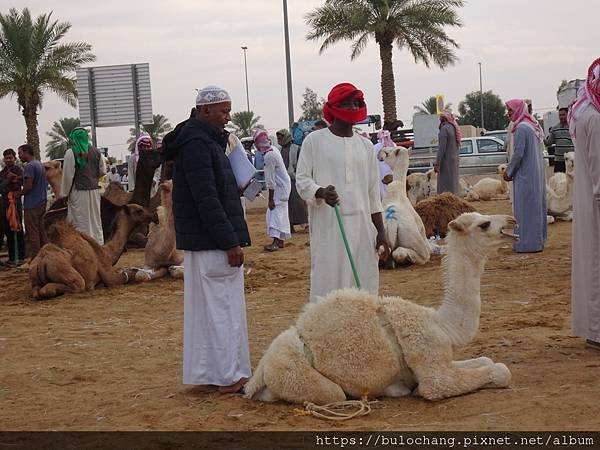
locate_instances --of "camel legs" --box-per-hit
[259,330,346,404]
[392,247,428,266]
[382,380,413,397]
[98,267,128,288]
[452,357,494,369]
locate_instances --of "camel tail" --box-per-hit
[244,357,267,400]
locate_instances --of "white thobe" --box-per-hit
[296,128,382,303]
[183,250,251,385]
[571,105,600,343]
[60,149,106,245]
[264,148,291,241]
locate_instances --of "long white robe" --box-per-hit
[60,149,106,245]
[571,105,600,343]
[264,148,291,240]
[296,128,382,303]
[183,250,251,385]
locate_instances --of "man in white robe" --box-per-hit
[296,82,391,303]
[164,85,251,392]
[570,58,600,350]
[60,128,105,245]
[254,129,291,251]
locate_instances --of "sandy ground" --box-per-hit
[1,197,599,432]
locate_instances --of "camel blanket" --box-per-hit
[296,128,382,303]
[183,250,251,386]
[61,148,105,245]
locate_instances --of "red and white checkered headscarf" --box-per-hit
[569,57,600,137]
[506,99,543,141]
[439,110,462,145]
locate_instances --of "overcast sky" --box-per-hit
[1,0,598,161]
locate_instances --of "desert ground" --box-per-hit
[1,197,599,432]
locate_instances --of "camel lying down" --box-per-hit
[245,213,517,404]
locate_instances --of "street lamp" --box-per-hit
[241,46,250,112]
[283,0,294,127]
[479,62,485,130]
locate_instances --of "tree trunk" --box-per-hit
[378,40,397,128]
[23,105,41,160]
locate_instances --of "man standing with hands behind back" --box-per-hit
[296,82,391,303]
[164,85,251,394]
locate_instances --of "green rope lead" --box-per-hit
[334,204,361,289]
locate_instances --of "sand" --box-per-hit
[1,199,599,431]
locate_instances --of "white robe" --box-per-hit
[183,250,251,385]
[571,105,600,343]
[60,149,106,245]
[296,128,382,303]
[264,148,291,241]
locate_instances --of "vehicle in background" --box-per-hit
[408,136,506,175]
[483,130,508,144]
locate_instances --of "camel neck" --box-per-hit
[435,239,487,346]
[104,214,135,265]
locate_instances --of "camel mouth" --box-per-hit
[500,228,519,240]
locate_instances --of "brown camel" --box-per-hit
[43,144,162,243]
[43,160,62,199]
[29,204,158,299]
[135,180,184,282]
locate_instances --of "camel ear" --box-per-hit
[394,148,401,157]
[449,219,466,233]
[406,181,411,192]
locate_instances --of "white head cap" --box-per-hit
[196,85,231,106]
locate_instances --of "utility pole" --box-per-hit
[241,46,250,112]
[479,62,485,130]
[283,0,294,127]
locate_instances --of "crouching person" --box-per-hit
[164,85,252,394]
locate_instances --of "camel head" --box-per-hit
[378,146,410,173]
[565,152,575,178]
[447,212,517,256]
[497,164,507,175]
[120,204,159,228]
[44,160,63,197]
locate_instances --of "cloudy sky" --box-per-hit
[1,0,598,161]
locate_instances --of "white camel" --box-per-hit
[546,152,574,222]
[245,212,516,404]
[406,169,436,206]
[379,147,430,266]
[134,180,184,282]
[465,165,509,201]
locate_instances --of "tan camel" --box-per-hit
[43,160,62,199]
[245,213,517,404]
[29,204,158,299]
[135,180,184,282]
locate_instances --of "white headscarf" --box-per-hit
[196,85,231,106]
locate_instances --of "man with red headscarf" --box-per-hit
[296,83,391,303]
[503,99,547,253]
[570,57,600,350]
[434,110,462,194]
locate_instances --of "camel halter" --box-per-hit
[334,205,361,289]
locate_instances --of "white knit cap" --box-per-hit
[196,85,231,105]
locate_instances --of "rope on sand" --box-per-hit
[294,397,376,421]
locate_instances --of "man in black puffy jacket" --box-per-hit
[163,86,251,394]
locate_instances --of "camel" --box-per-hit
[415,192,477,238]
[135,180,184,282]
[245,212,516,404]
[465,165,509,201]
[378,147,430,267]
[406,169,436,206]
[43,160,62,199]
[29,204,158,299]
[546,152,574,222]
[44,145,162,244]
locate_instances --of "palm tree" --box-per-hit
[127,114,173,149]
[413,96,453,115]
[0,8,96,159]
[228,111,262,138]
[306,0,464,128]
[45,117,84,160]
